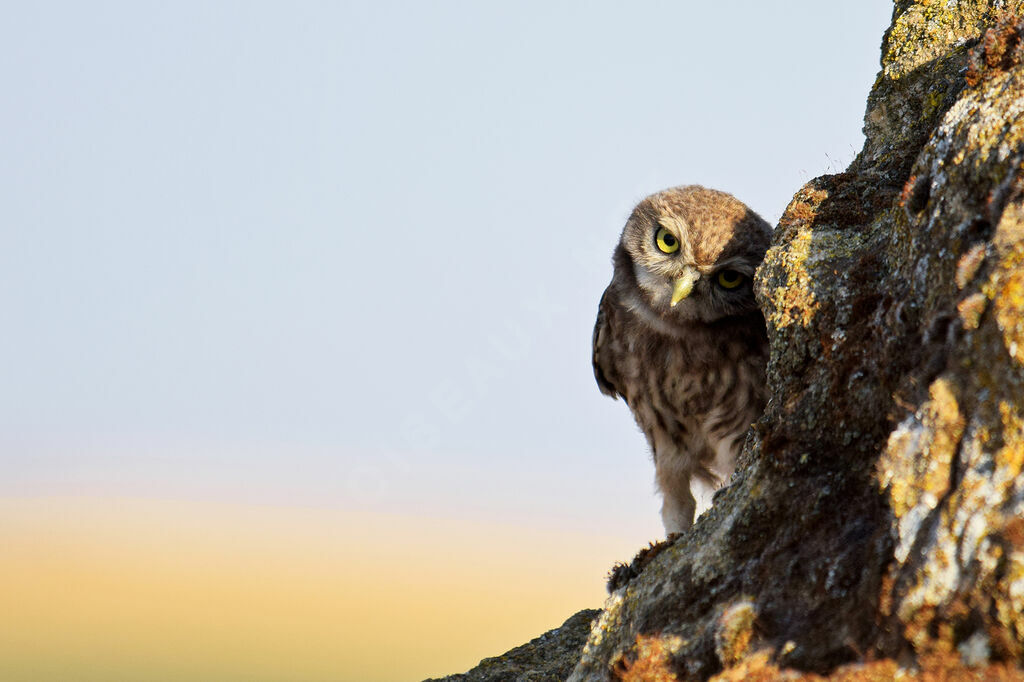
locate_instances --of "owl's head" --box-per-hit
[616,185,772,325]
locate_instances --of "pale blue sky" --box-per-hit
[2,2,892,536]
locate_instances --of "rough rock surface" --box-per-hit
[431,1,1024,680]
[426,610,600,682]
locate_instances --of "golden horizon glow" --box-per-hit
[0,497,638,681]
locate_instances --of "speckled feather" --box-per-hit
[593,185,771,534]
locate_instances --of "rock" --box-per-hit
[569,2,1024,679]
[426,609,600,682]
[433,2,1024,679]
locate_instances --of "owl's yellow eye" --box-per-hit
[716,270,745,289]
[655,227,680,254]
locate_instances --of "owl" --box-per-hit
[592,185,772,535]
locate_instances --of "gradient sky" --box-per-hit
[2,2,897,675]
[3,2,894,535]
[2,3,895,679]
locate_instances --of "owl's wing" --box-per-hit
[592,289,620,399]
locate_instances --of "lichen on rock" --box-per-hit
[568,1,1024,678]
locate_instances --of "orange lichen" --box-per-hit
[712,651,1024,681]
[966,13,1024,87]
[611,634,681,682]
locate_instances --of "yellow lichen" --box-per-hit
[993,254,1024,365]
[957,292,987,329]
[955,243,987,290]
[715,600,758,667]
[880,1,1003,80]
[920,379,965,496]
[880,377,965,520]
[996,401,1024,481]
[766,227,818,329]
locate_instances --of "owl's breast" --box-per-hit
[594,288,768,441]
[619,323,765,408]
[607,315,768,464]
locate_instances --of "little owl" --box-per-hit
[592,185,772,535]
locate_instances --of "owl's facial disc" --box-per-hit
[669,267,700,306]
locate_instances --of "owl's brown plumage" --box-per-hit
[593,185,772,535]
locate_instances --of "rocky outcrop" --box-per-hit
[432,2,1024,680]
[427,610,600,682]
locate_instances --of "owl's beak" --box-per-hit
[670,268,700,307]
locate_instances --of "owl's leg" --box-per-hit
[660,485,696,536]
[654,452,697,535]
[690,475,719,520]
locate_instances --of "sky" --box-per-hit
[1,2,894,679]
